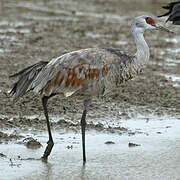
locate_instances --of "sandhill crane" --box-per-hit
[9,15,170,164]
[158,1,180,25]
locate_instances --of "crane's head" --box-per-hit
[131,15,156,34]
[131,15,173,34]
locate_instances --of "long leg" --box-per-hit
[81,99,90,164]
[41,93,56,161]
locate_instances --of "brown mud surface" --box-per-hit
[0,0,180,179]
[0,0,180,133]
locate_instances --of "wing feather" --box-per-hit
[29,48,134,96]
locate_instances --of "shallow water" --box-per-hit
[1,116,180,180]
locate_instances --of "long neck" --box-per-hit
[131,27,149,65]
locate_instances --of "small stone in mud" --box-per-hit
[156,132,162,134]
[120,112,128,116]
[0,153,6,158]
[128,132,136,136]
[128,142,141,147]
[23,137,42,149]
[166,126,171,128]
[67,145,73,149]
[72,141,79,144]
[105,141,115,144]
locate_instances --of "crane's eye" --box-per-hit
[146,17,155,26]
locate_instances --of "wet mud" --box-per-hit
[0,0,180,179]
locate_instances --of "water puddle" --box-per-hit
[0,28,30,34]
[114,40,128,46]
[15,2,72,16]
[0,20,32,27]
[165,37,180,44]
[164,57,180,66]
[159,73,180,87]
[0,34,18,41]
[86,32,112,39]
[75,11,126,22]
[1,116,180,180]
[22,14,79,22]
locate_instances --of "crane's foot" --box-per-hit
[41,140,54,162]
[83,160,86,166]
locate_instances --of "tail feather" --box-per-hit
[9,61,48,103]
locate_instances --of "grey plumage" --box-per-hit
[30,48,137,97]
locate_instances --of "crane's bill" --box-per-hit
[155,25,174,34]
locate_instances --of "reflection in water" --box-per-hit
[44,162,53,180]
[1,121,180,179]
[80,165,86,180]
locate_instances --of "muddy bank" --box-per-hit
[0,0,179,121]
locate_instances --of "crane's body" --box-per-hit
[9,15,168,164]
[12,16,151,102]
[31,48,140,98]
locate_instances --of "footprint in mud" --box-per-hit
[128,142,141,147]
